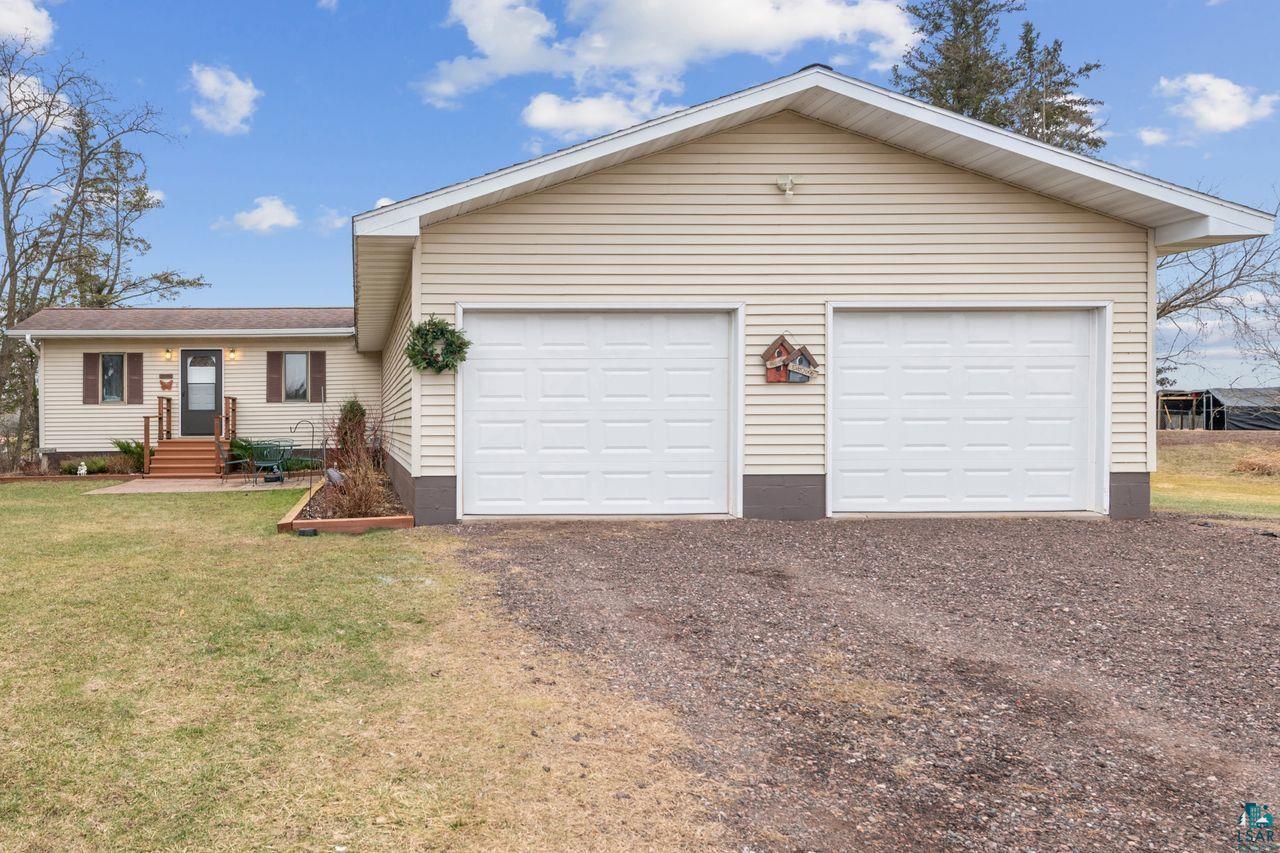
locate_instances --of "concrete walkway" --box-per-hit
[88,478,311,495]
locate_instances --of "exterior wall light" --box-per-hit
[163,348,173,361]
[228,347,238,361]
[776,174,799,197]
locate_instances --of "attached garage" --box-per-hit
[828,306,1108,514]
[351,66,1275,524]
[459,309,739,516]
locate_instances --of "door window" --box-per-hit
[186,354,217,411]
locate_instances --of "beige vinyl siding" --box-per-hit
[41,337,380,452]
[416,111,1152,476]
[380,289,415,471]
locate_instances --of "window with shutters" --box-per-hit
[101,353,124,403]
[283,352,309,402]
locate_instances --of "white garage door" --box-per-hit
[830,309,1098,513]
[461,311,731,515]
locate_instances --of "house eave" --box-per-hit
[5,327,357,339]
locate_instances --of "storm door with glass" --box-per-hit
[180,349,222,436]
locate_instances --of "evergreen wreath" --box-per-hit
[405,315,471,373]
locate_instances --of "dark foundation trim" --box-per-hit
[743,474,826,520]
[386,454,457,525]
[1109,472,1151,520]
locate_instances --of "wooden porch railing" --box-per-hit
[141,396,173,475]
[156,396,173,440]
[222,396,237,440]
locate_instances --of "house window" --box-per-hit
[101,353,124,403]
[283,352,308,402]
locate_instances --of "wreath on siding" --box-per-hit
[405,315,471,373]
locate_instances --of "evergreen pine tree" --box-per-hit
[1006,21,1106,153]
[892,0,1106,153]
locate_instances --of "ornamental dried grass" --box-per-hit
[1232,452,1280,476]
[319,399,400,519]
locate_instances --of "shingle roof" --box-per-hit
[9,307,355,333]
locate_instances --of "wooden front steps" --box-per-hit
[147,438,221,479]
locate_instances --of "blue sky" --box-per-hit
[5,0,1278,385]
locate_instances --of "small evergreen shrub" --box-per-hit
[110,439,151,473]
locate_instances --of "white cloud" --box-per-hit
[374,197,396,208]
[2,73,73,132]
[317,0,338,9]
[230,196,299,233]
[418,0,917,139]
[1157,73,1278,133]
[1137,127,1170,146]
[522,91,666,138]
[189,63,263,135]
[146,188,166,204]
[416,0,565,108]
[316,205,346,232]
[0,0,53,47]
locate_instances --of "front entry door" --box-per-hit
[181,349,222,436]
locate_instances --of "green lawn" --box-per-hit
[1153,440,1280,519]
[0,482,714,850]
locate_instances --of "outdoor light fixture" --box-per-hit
[163,348,173,361]
[776,174,799,197]
[228,347,238,361]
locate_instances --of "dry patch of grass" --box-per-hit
[0,482,719,850]
[1154,441,1280,520]
[1231,451,1280,476]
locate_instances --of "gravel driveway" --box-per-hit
[456,516,1279,851]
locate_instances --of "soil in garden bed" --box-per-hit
[296,470,408,520]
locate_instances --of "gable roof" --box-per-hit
[351,64,1275,350]
[8,307,355,337]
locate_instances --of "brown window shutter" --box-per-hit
[309,350,327,403]
[82,353,100,404]
[125,353,143,404]
[266,351,282,402]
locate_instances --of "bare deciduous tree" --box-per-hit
[1153,197,1280,382]
[0,38,205,467]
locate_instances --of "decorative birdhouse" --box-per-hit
[762,335,795,383]
[761,335,820,383]
[786,345,818,382]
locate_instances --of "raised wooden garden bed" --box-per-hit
[276,480,414,534]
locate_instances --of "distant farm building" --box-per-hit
[1158,388,1280,430]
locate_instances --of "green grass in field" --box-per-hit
[1153,441,1280,519]
[0,481,714,850]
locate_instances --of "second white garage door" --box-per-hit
[830,309,1099,513]
[461,311,731,515]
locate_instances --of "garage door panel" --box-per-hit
[837,359,1092,409]
[465,461,729,513]
[466,359,730,412]
[462,311,730,515]
[831,309,1096,513]
[834,408,1090,459]
[470,408,727,461]
[834,462,1090,511]
[832,310,1093,359]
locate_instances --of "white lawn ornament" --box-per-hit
[76,461,87,476]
